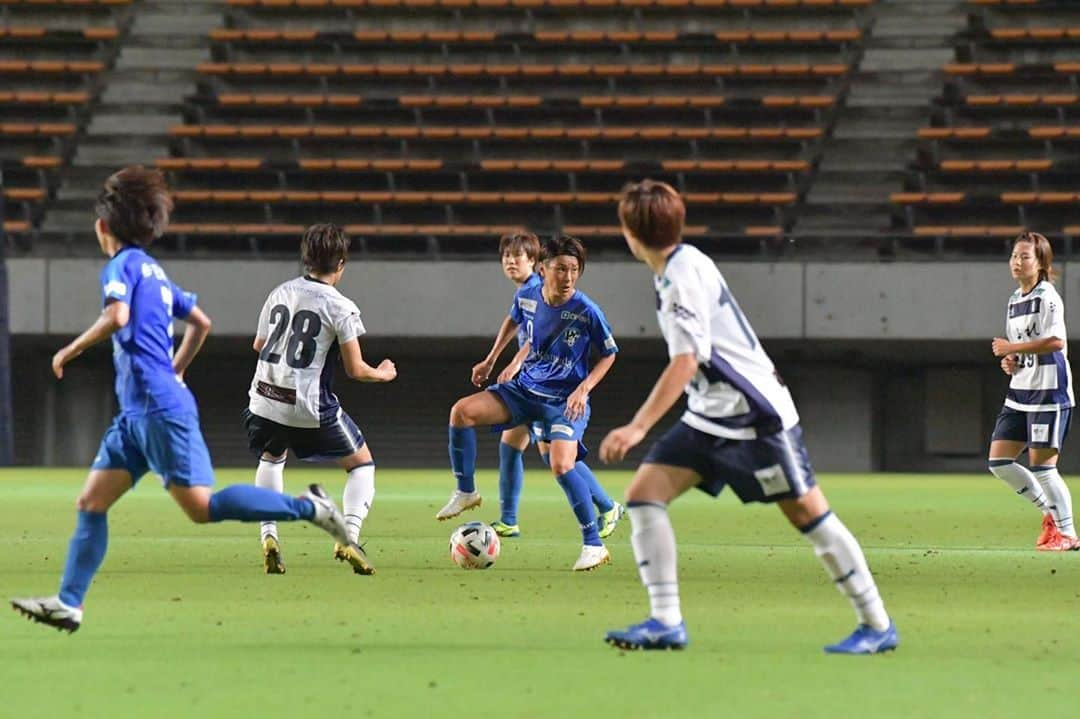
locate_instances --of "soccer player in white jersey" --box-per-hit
[988,232,1078,551]
[467,231,623,539]
[244,223,397,575]
[599,180,897,653]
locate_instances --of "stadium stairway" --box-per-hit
[800,0,964,253]
[41,0,216,241]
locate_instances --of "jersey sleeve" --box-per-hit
[100,258,133,307]
[588,304,618,356]
[1042,289,1066,340]
[255,295,272,341]
[170,280,197,320]
[662,270,712,363]
[509,289,524,326]
[331,298,366,344]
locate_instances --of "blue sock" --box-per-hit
[207,485,314,522]
[577,461,614,513]
[449,425,477,493]
[556,466,602,546]
[58,510,108,607]
[498,442,525,525]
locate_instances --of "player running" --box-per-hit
[465,231,623,539]
[244,223,397,575]
[438,235,620,571]
[599,180,897,653]
[10,167,352,633]
[988,231,1078,551]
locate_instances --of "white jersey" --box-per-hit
[655,244,799,439]
[1004,280,1073,412]
[248,276,366,428]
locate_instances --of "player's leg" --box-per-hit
[255,451,287,574]
[778,486,896,654]
[604,461,699,650]
[11,417,141,633]
[331,431,378,575]
[438,389,513,520]
[548,439,609,570]
[988,408,1053,537]
[493,425,531,536]
[1028,418,1078,550]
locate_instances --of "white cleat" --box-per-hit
[572,544,611,572]
[11,595,83,633]
[435,490,482,520]
[301,483,350,545]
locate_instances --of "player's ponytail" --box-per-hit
[1015,231,1056,284]
[94,166,173,248]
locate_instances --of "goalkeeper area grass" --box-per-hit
[2,469,1077,718]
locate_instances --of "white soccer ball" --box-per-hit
[449,521,501,570]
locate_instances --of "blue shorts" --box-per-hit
[991,406,1072,449]
[243,408,366,462]
[91,412,215,488]
[487,379,589,444]
[642,421,817,504]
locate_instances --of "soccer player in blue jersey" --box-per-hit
[10,167,352,633]
[599,180,896,653]
[438,235,619,571]
[988,231,1078,551]
[460,231,623,539]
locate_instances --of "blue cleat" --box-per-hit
[605,618,688,651]
[824,620,899,655]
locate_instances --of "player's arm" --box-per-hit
[497,340,529,384]
[51,300,130,379]
[599,352,699,463]
[991,336,1065,357]
[564,351,617,421]
[340,338,397,382]
[472,315,519,387]
[173,305,212,378]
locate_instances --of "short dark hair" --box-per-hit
[301,223,350,274]
[498,231,541,262]
[94,166,173,248]
[617,179,686,249]
[541,235,586,272]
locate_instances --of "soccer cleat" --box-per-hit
[435,490,482,520]
[11,595,83,633]
[334,542,376,575]
[491,520,521,537]
[1036,514,1059,548]
[301,484,350,545]
[262,536,286,574]
[824,620,899,655]
[597,501,625,540]
[1036,533,1080,552]
[572,544,611,571]
[605,618,689,651]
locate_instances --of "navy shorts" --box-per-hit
[91,412,215,488]
[642,421,817,504]
[243,408,366,461]
[991,406,1072,449]
[487,378,589,444]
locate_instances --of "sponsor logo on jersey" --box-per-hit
[671,302,696,320]
[518,298,538,313]
[560,311,583,321]
[103,280,128,297]
[603,336,617,351]
[563,328,581,347]
[550,424,574,436]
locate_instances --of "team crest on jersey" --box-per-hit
[563,328,582,347]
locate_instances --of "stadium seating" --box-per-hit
[150,0,871,249]
[893,0,1080,249]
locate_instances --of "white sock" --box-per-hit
[989,460,1051,513]
[628,502,682,627]
[255,458,285,541]
[343,464,375,544]
[1031,465,1076,538]
[802,512,890,632]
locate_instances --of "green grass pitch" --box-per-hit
[3,469,1078,718]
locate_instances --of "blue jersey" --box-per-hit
[100,245,199,416]
[514,273,542,349]
[508,284,618,400]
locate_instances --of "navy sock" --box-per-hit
[577,461,614,513]
[207,485,314,522]
[449,425,477,493]
[498,443,525,525]
[58,510,108,607]
[556,466,602,546]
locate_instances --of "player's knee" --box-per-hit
[549,458,575,476]
[76,493,108,513]
[449,400,476,427]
